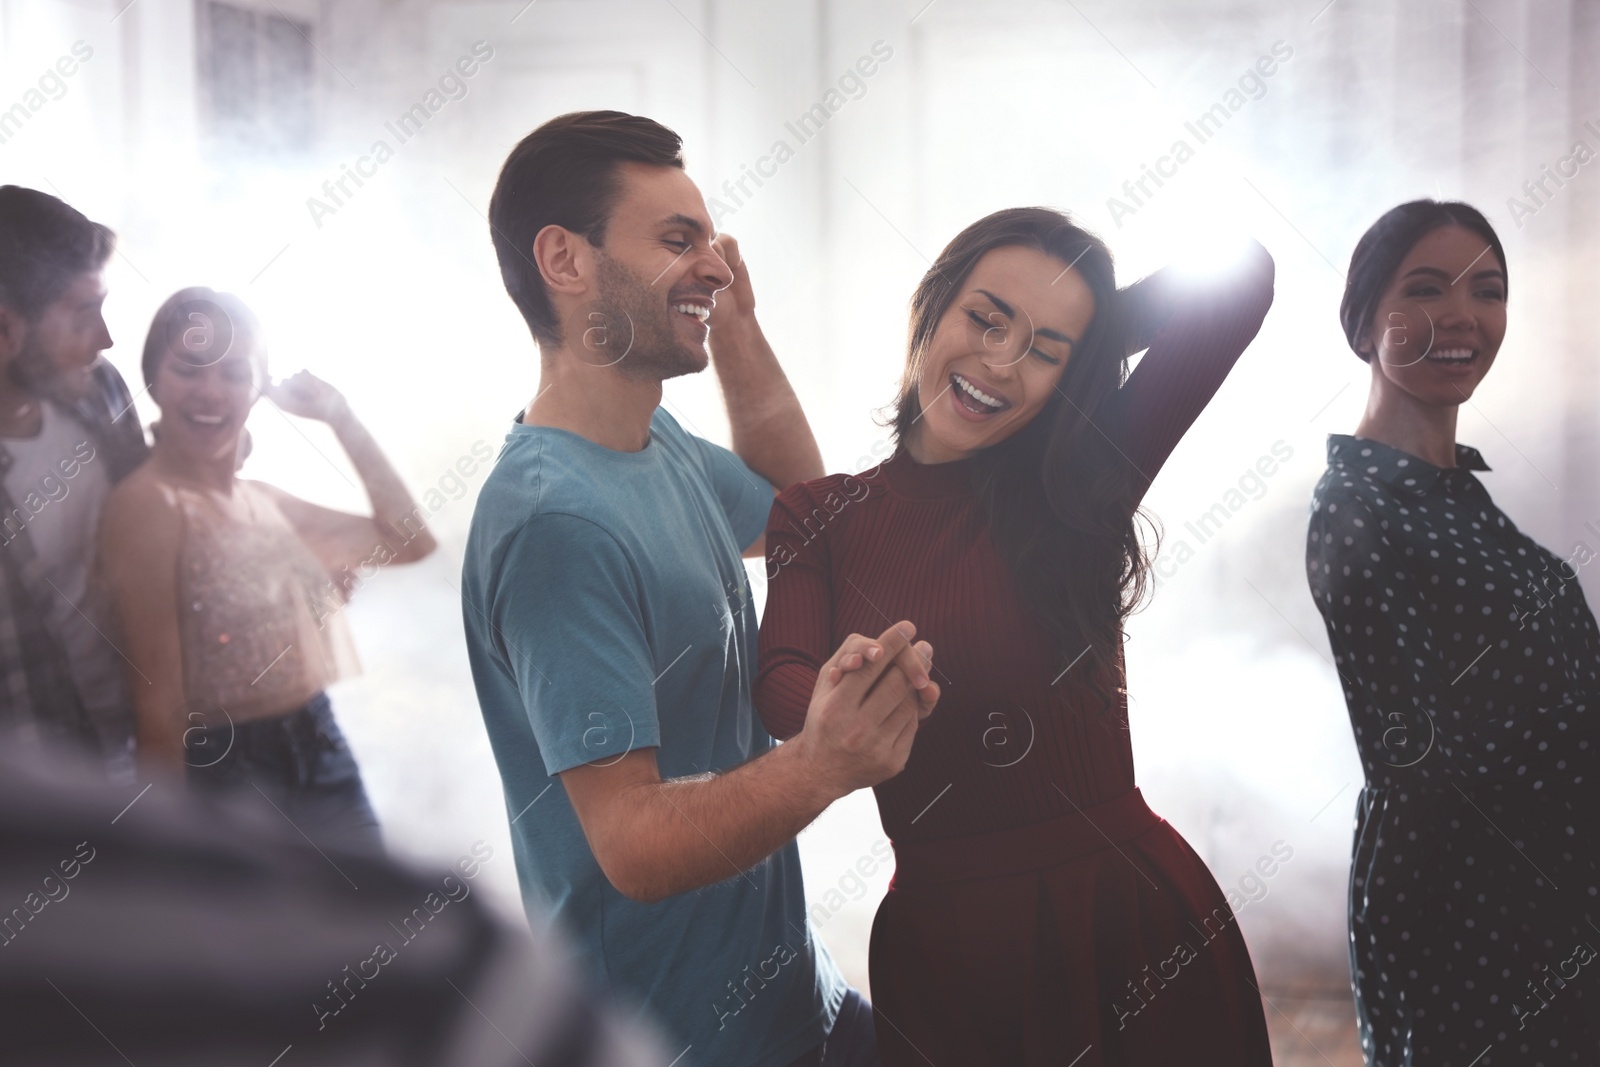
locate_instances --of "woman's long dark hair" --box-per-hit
[889,207,1155,712]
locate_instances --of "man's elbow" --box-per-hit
[582,806,673,903]
[594,846,672,904]
[615,879,672,905]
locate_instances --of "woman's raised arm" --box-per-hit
[1115,240,1276,495]
[260,371,438,575]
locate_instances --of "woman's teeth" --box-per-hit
[952,372,1006,413]
[1425,347,1476,364]
[673,303,710,323]
[188,413,225,426]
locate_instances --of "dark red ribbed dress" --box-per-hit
[754,249,1278,1067]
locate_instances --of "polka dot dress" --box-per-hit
[1307,434,1600,1066]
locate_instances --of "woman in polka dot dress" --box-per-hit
[1307,200,1600,1065]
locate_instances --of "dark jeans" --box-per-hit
[185,692,383,855]
[787,988,879,1067]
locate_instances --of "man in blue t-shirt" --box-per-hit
[462,111,940,1067]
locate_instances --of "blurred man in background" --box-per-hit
[0,186,148,780]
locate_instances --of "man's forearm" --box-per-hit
[708,320,824,490]
[604,741,837,902]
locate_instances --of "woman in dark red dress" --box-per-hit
[754,207,1277,1065]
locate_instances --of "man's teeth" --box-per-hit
[1425,348,1475,364]
[673,303,710,322]
[952,373,1005,410]
[189,414,225,425]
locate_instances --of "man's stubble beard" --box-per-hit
[7,329,76,400]
[586,252,707,383]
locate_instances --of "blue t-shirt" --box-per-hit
[462,407,845,1067]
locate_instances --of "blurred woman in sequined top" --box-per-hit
[98,287,437,853]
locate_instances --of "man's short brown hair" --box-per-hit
[0,186,115,322]
[488,110,684,347]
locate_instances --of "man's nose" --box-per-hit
[700,245,734,291]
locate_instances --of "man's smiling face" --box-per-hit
[579,162,733,382]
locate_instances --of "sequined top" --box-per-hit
[173,483,358,722]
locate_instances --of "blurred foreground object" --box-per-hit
[0,740,663,1066]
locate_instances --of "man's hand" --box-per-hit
[709,234,756,329]
[703,230,825,489]
[556,620,936,902]
[788,621,940,797]
[826,635,933,699]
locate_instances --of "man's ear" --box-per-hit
[532,224,594,299]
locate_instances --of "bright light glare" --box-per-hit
[1163,221,1263,282]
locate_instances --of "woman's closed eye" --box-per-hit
[966,308,1002,333]
[965,309,1061,365]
